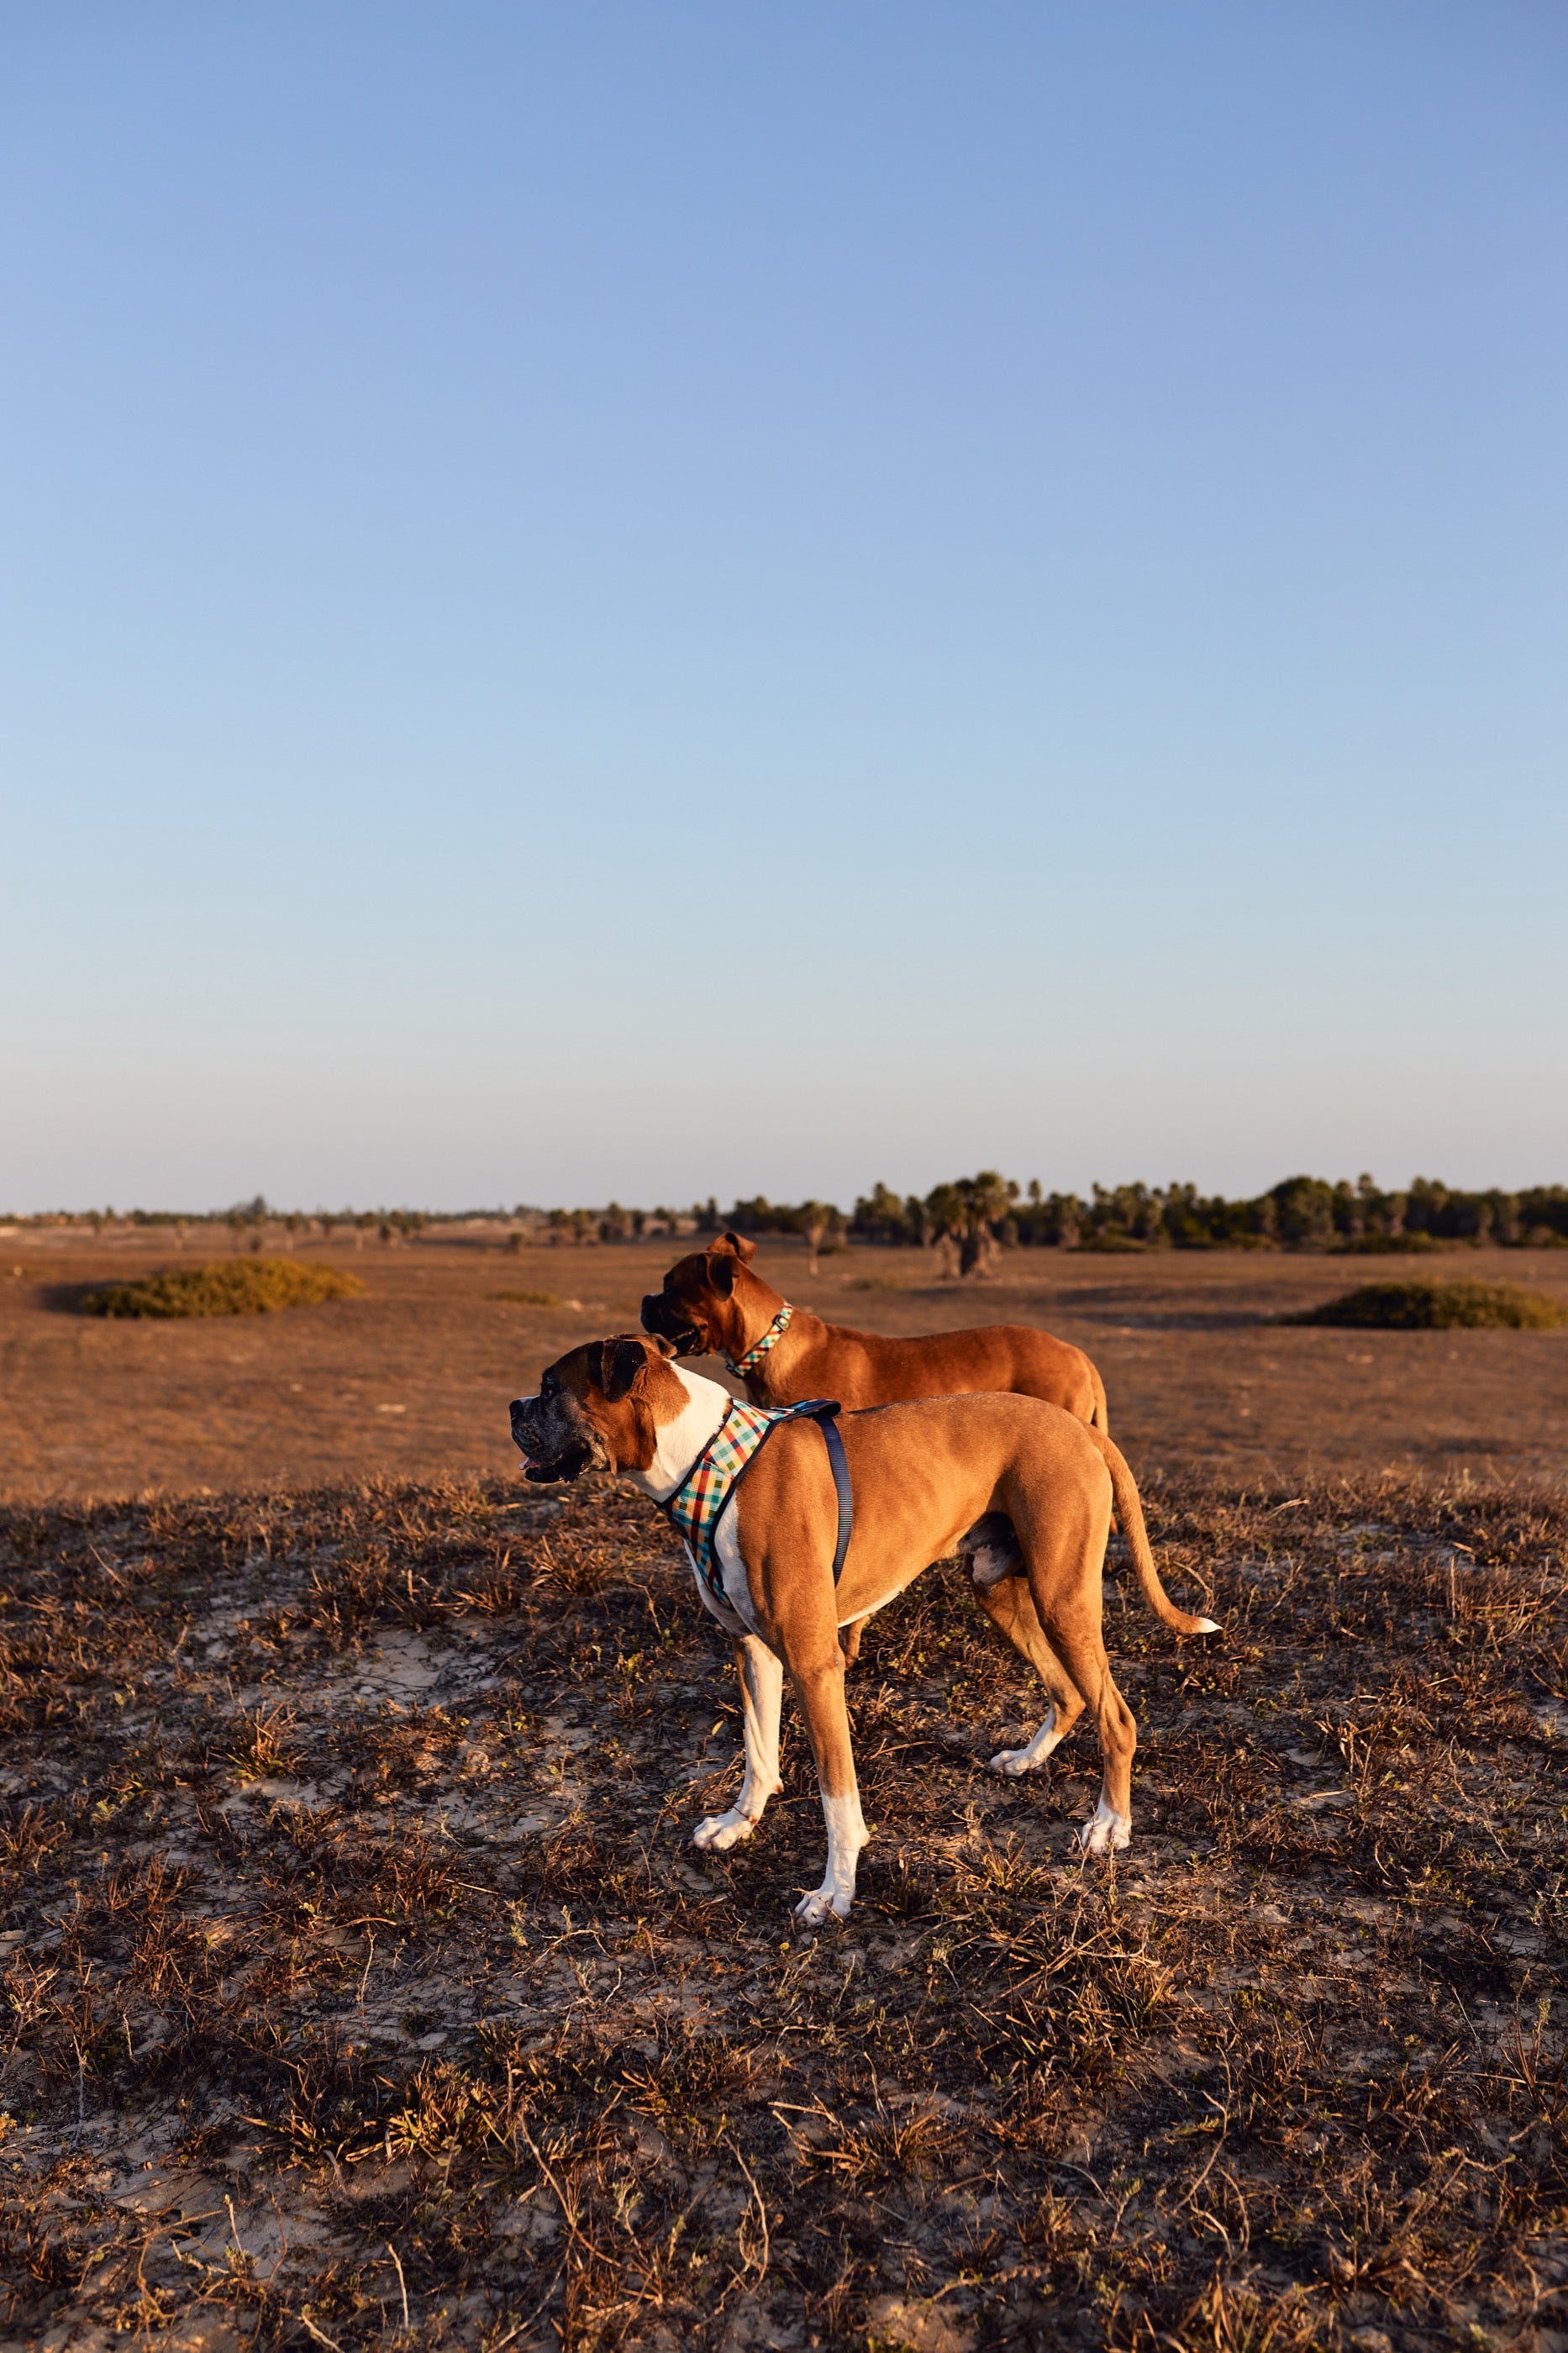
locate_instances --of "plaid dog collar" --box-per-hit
[727,1302,794,1378]
[665,1395,848,1606]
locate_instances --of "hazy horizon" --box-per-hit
[9,1163,1566,1224]
[4,3,1565,1213]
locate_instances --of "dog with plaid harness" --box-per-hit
[642,1228,1114,1669]
[510,1334,1216,1927]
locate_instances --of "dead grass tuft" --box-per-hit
[227,1700,303,1782]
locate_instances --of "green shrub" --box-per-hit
[80,1259,366,1319]
[1288,1280,1568,1331]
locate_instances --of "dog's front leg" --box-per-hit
[692,1635,783,1853]
[788,1654,866,1926]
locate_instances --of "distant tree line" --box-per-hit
[840,1172,1568,1255]
[6,1199,437,1251]
[11,1176,1566,1258]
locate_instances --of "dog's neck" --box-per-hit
[732,1278,819,1361]
[729,1280,823,1383]
[627,1366,734,1502]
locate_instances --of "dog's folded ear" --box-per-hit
[645,1333,679,1359]
[590,1335,651,1402]
[715,1229,757,1265]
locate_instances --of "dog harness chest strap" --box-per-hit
[663,1395,851,1605]
[727,1303,793,1378]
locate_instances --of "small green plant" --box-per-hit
[487,1289,561,1307]
[1287,1280,1568,1330]
[80,1258,366,1319]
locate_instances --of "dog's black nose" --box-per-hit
[639,1293,666,1333]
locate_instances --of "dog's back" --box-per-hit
[644,1233,1110,1430]
[807,1316,1107,1426]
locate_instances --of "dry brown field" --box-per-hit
[4,1228,1568,1502]
[3,1229,1567,2350]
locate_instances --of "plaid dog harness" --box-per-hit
[727,1303,794,1379]
[664,1395,853,1608]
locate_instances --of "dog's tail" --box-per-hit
[1091,1431,1218,1636]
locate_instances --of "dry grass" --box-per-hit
[2,1470,1566,2350]
[1289,1280,1568,1331]
[79,1259,367,1319]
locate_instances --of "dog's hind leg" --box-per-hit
[692,1634,784,1853]
[976,1576,1086,1777]
[1030,1604,1137,1853]
[1008,1461,1136,1851]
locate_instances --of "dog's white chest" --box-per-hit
[684,1501,758,1635]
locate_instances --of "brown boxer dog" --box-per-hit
[642,1231,1110,1426]
[510,1335,1217,1926]
[643,1231,1113,1667]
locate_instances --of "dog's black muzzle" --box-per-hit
[509,1397,598,1485]
[640,1291,706,1356]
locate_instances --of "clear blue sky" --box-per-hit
[3,3,1565,1213]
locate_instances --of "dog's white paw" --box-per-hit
[988,1709,1061,1778]
[793,1883,853,1928]
[1077,1798,1132,1856]
[692,1808,756,1852]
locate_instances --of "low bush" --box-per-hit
[1288,1279,1568,1330]
[80,1258,366,1319]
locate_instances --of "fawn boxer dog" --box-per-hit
[509,1334,1217,1926]
[642,1230,1113,1666]
[642,1231,1110,1427]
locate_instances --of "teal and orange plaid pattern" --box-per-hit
[727,1302,794,1378]
[665,1394,834,1604]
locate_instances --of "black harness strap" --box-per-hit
[813,1403,854,1582]
[728,1398,852,1582]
